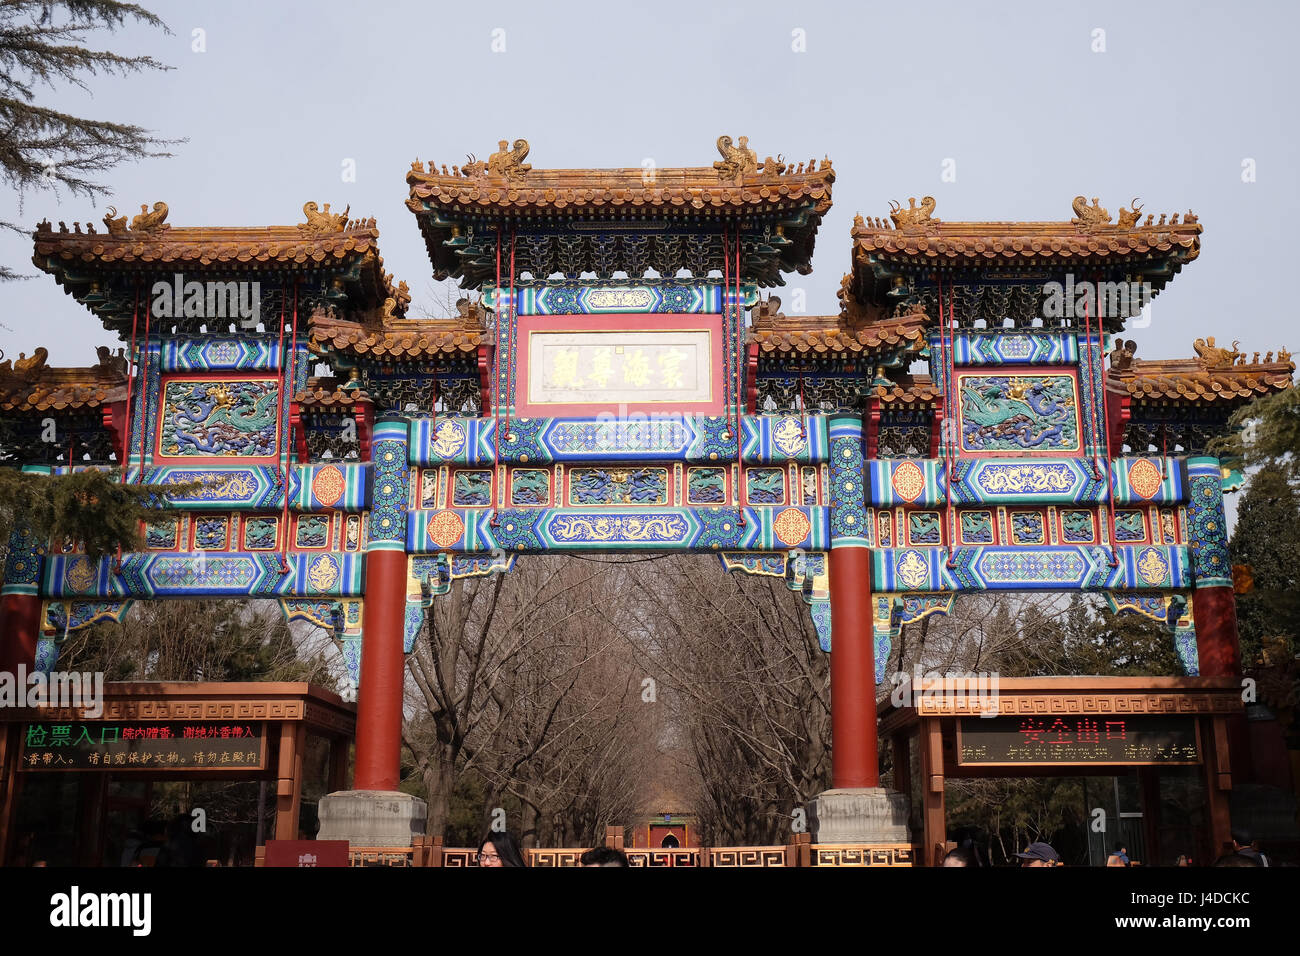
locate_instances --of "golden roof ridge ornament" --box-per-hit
[1071,195,1111,228]
[101,201,169,237]
[714,135,758,181]
[461,139,531,180]
[298,201,351,236]
[1116,198,1144,230]
[1193,336,1243,369]
[888,196,937,232]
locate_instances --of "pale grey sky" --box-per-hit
[2,0,1296,374]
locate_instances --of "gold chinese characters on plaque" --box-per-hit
[527,330,712,406]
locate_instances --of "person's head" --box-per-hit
[1231,829,1257,851]
[477,830,527,868]
[1114,843,1127,854]
[1015,842,1059,867]
[1214,851,1263,867]
[942,846,978,867]
[579,847,630,868]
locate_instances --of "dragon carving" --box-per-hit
[1071,196,1111,228]
[298,201,351,235]
[888,196,937,230]
[713,135,758,181]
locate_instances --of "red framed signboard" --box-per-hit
[514,313,724,418]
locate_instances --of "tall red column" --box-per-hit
[827,413,879,788]
[829,546,879,788]
[354,550,406,791]
[0,515,46,674]
[1186,455,1251,781]
[0,595,40,675]
[352,418,411,792]
[1192,587,1241,677]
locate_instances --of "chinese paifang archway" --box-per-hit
[1,139,1292,846]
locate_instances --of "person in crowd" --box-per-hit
[580,847,630,867]
[1014,841,1060,867]
[942,846,979,867]
[477,830,528,867]
[1175,853,1192,867]
[1214,851,1263,867]
[154,812,201,867]
[1231,829,1269,866]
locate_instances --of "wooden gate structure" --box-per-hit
[0,137,1291,861]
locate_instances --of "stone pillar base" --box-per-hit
[316,790,427,847]
[807,788,912,844]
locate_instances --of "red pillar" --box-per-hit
[353,549,406,792]
[829,546,879,788]
[0,594,41,674]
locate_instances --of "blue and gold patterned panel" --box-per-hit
[242,516,279,550]
[1059,509,1096,543]
[131,464,368,512]
[951,332,1079,366]
[828,415,869,548]
[193,516,229,550]
[950,458,1106,505]
[157,378,280,459]
[452,469,493,507]
[1186,455,1231,588]
[686,466,727,504]
[145,517,183,550]
[569,467,668,506]
[1112,509,1147,543]
[517,285,722,315]
[1109,457,1186,504]
[295,515,331,549]
[871,545,1190,592]
[1009,510,1045,545]
[510,468,552,506]
[740,415,828,464]
[959,510,994,544]
[907,511,943,545]
[745,468,786,505]
[43,551,362,597]
[405,506,830,553]
[410,415,825,466]
[956,371,1080,455]
[161,338,284,371]
[868,459,946,508]
[289,463,370,512]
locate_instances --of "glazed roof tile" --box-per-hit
[1108,339,1294,404]
[307,299,487,361]
[0,348,126,412]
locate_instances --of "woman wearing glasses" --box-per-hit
[477,831,528,867]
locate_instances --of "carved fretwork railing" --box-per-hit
[327,833,921,868]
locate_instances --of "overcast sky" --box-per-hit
[2,0,1295,375]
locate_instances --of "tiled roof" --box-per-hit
[872,375,941,407]
[748,296,928,357]
[850,198,1201,264]
[406,140,834,217]
[295,378,372,408]
[1109,340,1294,404]
[308,300,487,360]
[0,347,126,412]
